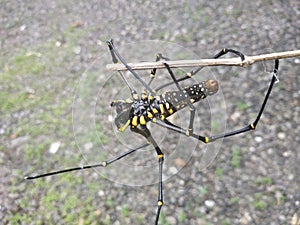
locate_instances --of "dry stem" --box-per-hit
[106,50,300,71]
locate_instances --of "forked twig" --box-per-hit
[106,49,300,71]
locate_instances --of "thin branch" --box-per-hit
[106,50,300,71]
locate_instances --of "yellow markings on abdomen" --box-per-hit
[147,111,154,118]
[165,102,170,109]
[132,116,138,126]
[152,107,159,114]
[140,115,146,125]
[159,104,165,114]
[131,115,149,127]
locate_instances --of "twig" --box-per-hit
[106,50,300,71]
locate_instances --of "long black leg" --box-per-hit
[140,53,170,99]
[207,59,279,142]
[155,48,246,92]
[214,48,245,61]
[147,53,170,87]
[106,40,138,97]
[153,59,279,144]
[24,142,149,180]
[130,126,164,225]
[106,39,155,96]
[153,118,207,143]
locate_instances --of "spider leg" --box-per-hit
[155,48,246,92]
[140,53,170,98]
[153,59,279,144]
[206,59,279,142]
[106,39,138,97]
[106,39,155,96]
[153,118,208,143]
[24,142,149,180]
[131,125,164,225]
[147,53,170,87]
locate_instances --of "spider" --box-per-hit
[25,39,279,225]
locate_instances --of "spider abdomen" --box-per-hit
[161,79,218,111]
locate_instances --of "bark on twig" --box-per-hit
[106,50,300,71]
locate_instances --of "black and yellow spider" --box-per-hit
[25,39,279,225]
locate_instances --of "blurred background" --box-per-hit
[1,1,299,224]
